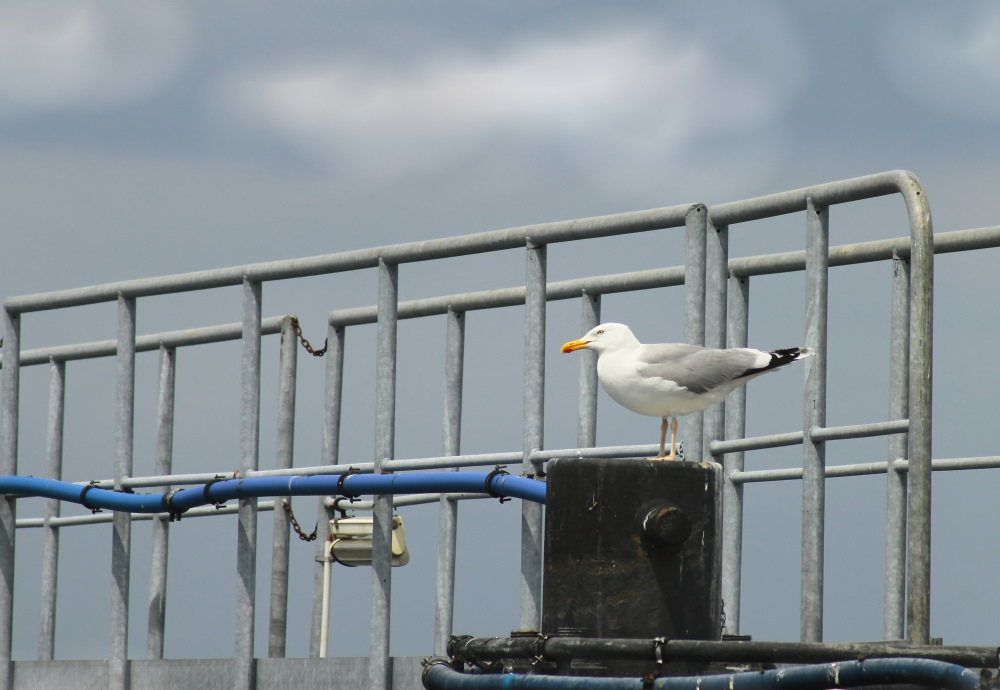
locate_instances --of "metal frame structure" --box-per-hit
[1,170,999,689]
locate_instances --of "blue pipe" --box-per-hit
[422,658,981,690]
[0,471,545,517]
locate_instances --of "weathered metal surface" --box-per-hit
[800,198,829,643]
[543,458,723,675]
[448,636,1000,668]
[110,295,136,690]
[434,308,465,655]
[146,346,175,660]
[235,279,263,690]
[521,240,547,633]
[371,259,399,690]
[721,271,749,635]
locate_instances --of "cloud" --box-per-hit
[879,4,1000,122]
[219,23,805,181]
[0,0,191,117]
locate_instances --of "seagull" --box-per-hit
[561,322,812,461]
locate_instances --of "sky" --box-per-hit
[2,0,1000,667]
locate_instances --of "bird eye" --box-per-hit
[596,329,604,335]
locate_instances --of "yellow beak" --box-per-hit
[561,339,590,353]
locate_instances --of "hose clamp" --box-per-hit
[161,488,184,522]
[79,481,102,514]
[484,465,510,503]
[336,467,360,502]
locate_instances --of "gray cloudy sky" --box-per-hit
[2,0,1000,666]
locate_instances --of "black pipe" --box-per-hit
[447,636,1000,669]
[423,658,983,690]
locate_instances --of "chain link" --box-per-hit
[289,316,327,357]
[282,499,318,541]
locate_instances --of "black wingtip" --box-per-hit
[738,347,812,378]
[767,347,813,369]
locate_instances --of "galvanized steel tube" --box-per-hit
[885,256,910,640]
[683,205,707,462]
[0,310,16,690]
[268,317,297,658]
[721,273,749,634]
[38,360,65,661]
[732,463,891,484]
[371,260,398,690]
[520,240,546,631]
[17,501,280,529]
[4,205,694,314]
[8,317,285,368]
[311,322,344,657]
[147,346,175,660]
[808,419,908,442]
[382,452,524,472]
[800,199,829,643]
[709,171,922,227]
[702,221,728,463]
[900,175,933,645]
[434,309,465,655]
[235,279,262,690]
[328,269,685,328]
[110,295,136,690]
[576,293,601,449]
[331,493,490,512]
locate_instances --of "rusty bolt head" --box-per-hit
[641,505,692,546]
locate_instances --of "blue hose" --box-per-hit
[422,658,981,689]
[0,471,545,517]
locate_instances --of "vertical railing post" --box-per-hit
[702,219,729,463]
[721,273,749,634]
[800,199,829,643]
[434,308,465,655]
[884,255,910,640]
[906,182,934,646]
[38,359,66,660]
[269,316,298,658]
[683,204,707,461]
[147,346,175,659]
[0,307,19,690]
[310,323,344,658]
[235,278,262,690]
[110,294,136,690]
[576,292,601,449]
[520,239,546,632]
[370,260,398,690]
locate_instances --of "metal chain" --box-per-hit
[282,500,318,541]
[289,316,327,357]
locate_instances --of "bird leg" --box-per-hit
[649,417,678,461]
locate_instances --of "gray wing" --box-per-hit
[636,344,763,394]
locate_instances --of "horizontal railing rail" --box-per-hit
[3,205,700,314]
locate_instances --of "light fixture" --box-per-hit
[325,515,409,567]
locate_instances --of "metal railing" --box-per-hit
[0,202,704,690]
[2,170,999,690]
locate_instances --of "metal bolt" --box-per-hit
[641,505,692,546]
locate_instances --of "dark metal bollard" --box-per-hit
[542,458,723,676]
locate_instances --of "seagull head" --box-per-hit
[560,322,639,354]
